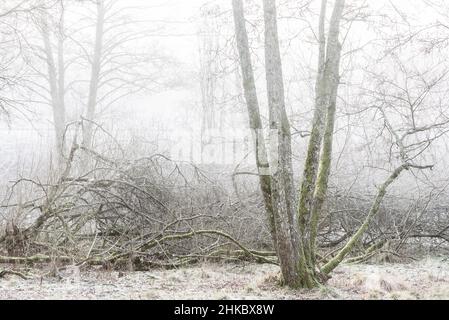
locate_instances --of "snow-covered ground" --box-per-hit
[1,257,449,300]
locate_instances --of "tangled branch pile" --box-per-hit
[0,144,276,270]
[1,141,448,272]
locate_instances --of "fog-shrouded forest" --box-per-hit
[1,0,449,300]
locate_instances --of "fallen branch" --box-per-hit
[103,229,277,265]
[0,254,72,264]
[0,269,30,280]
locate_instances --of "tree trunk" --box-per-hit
[82,0,105,151]
[295,0,345,282]
[232,0,277,248]
[298,0,328,236]
[297,0,329,279]
[41,12,66,169]
[233,0,347,288]
[263,0,309,288]
[309,0,345,259]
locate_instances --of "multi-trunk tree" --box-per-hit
[233,0,438,288]
[233,0,399,288]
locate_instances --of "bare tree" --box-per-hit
[75,0,178,158]
[12,0,175,170]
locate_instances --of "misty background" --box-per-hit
[2,0,448,195]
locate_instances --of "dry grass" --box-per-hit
[0,257,448,300]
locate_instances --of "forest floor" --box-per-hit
[0,256,448,299]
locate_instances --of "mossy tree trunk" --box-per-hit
[296,0,346,282]
[296,0,330,281]
[297,0,328,245]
